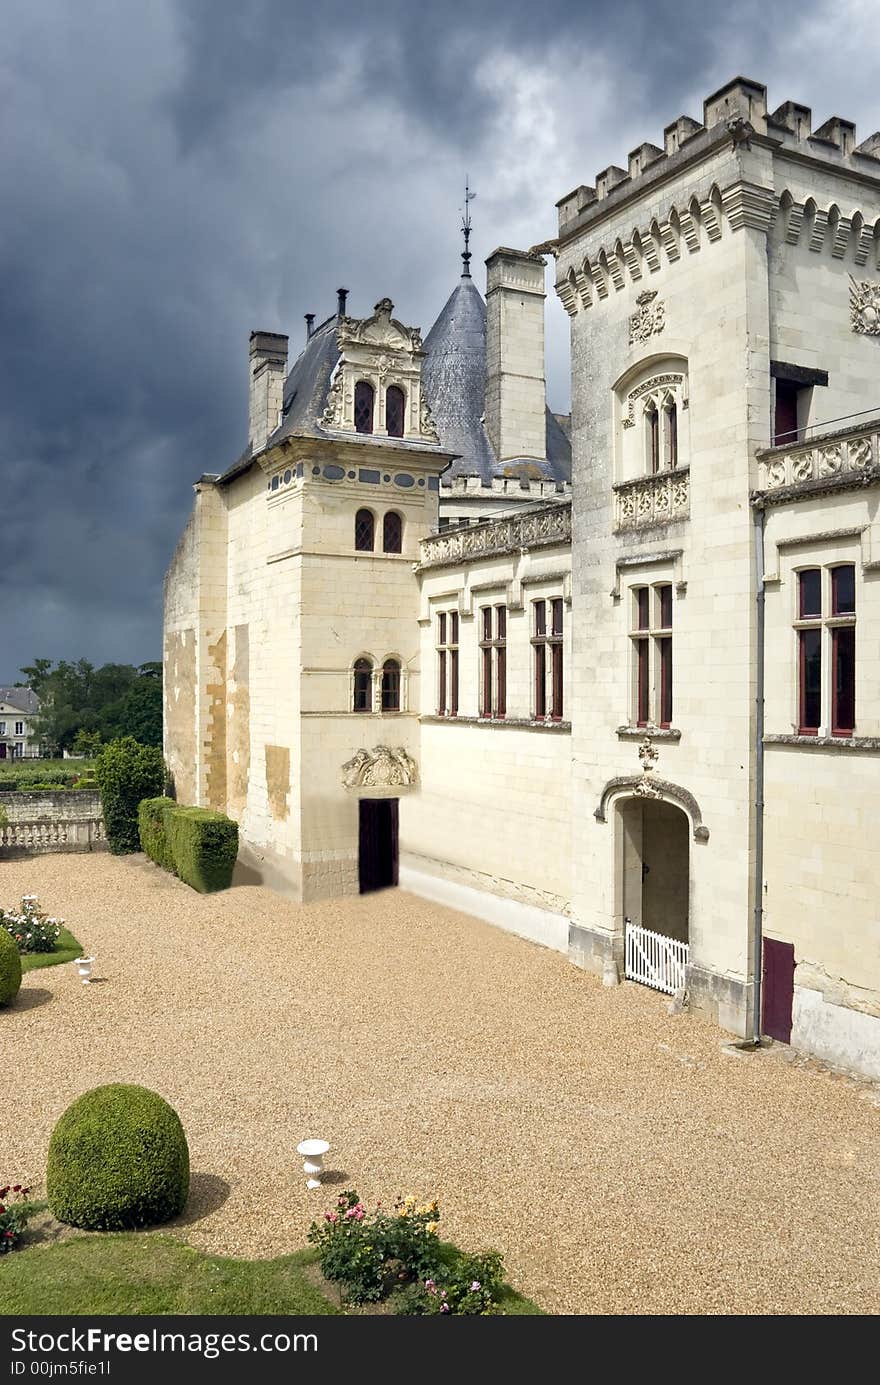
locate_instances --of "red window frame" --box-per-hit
[436,611,459,717]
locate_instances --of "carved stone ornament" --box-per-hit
[849,276,880,336]
[628,289,665,346]
[321,369,344,428]
[341,745,418,791]
[420,397,440,442]
[633,733,662,798]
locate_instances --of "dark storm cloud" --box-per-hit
[1,0,876,674]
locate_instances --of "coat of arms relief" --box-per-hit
[849,276,880,336]
[628,290,666,346]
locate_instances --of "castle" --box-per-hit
[164,78,880,1080]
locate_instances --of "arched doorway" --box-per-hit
[618,796,689,992]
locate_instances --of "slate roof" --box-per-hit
[0,686,39,715]
[421,275,571,487]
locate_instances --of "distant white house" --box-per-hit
[0,687,41,760]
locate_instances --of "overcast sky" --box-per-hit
[2,0,877,675]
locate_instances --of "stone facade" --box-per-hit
[554,75,880,1066]
[164,76,880,1079]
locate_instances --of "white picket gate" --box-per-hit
[624,920,689,996]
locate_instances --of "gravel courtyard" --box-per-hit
[3,853,879,1315]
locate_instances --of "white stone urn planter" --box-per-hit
[297,1138,330,1189]
[73,956,95,984]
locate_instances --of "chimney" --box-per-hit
[484,248,547,463]
[304,313,315,339]
[337,287,349,317]
[248,330,288,454]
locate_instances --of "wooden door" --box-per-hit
[358,798,399,894]
[762,937,795,1043]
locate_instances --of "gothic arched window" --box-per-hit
[354,380,374,434]
[381,658,401,712]
[383,510,403,554]
[385,385,405,438]
[353,658,373,713]
[645,400,660,474]
[663,398,678,470]
[355,508,375,552]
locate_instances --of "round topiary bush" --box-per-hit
[47,1084,189,1230]
[0,928,22,1007]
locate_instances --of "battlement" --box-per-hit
[557,76,880,239]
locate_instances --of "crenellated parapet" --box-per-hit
[554,76,880,318]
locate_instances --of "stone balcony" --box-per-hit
[419,501,571,569]
[755,417,880,503]
[614,467,689,531]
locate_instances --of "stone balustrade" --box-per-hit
[756,419,880,497]
[419,502,571,568]
[0,817,106,854]
[614,467,690,531]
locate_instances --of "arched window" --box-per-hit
[354,380,374,434]
[663,398,678,470]
[353,658,373,713]
[355,508,375,552]
[381,659,401,712]
[385,385,405,438]
[645,400,660,474]
[383,510,402,554]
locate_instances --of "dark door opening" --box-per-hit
[762,937,795,1043]
[358,798,398,894]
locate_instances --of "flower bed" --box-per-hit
[0,896,62,953]
[308,1190,513,1314]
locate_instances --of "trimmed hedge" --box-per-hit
[139,799,238,892]
[95,738,166,854]
[0,928,22,1006]
[167,807,239,893]
[47,1084,190,1231]
[137,797,176,870]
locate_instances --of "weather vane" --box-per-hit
[461,178,476,277]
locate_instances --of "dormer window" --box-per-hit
[386,386,405,438]
[354,381,374,434]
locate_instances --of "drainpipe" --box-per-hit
[750,502,766,1046]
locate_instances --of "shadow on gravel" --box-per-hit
[14,987,53,1012]
[172,1172,232,1226]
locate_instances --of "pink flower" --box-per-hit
[470,1281,481,1291]
[440,1303,450,1313]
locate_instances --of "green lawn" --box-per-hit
[0,1233,543,1316]
[0,1235,340,1315]
[20,927,83,973]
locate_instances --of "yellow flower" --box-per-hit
[426,1221,439,1233]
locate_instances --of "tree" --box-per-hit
[17,658,163,753]
[111,677,162,747]
[95,738,166,854]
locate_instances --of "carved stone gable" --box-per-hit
[319,297,436,441]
